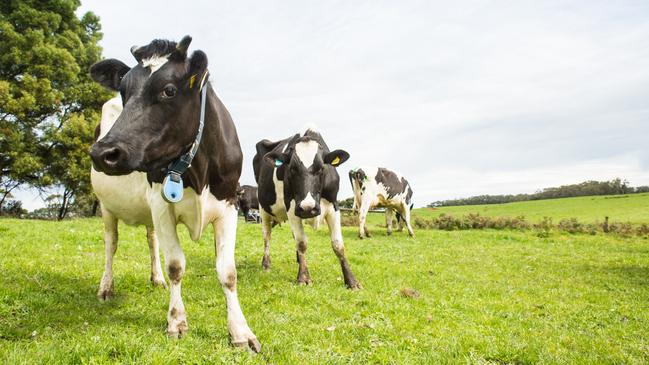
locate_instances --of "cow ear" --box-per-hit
[170,35,192,61]
[90,59,130,91]
[264,151,288,167]
[186,50,208,91]
[324,149,350,167]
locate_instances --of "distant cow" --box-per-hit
[349,167,414,238]
[89,36,259,351]
[253,128,360,289]
[237,185,259,221]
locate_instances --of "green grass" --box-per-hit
[1,216,649,364]
[411,193,649,224]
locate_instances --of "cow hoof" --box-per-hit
[297,274,312,285]
[96,288,114,301]
[167,308,188,338]
[262,257,271,271]
[386,231,392,236]
[358,235,364,240]
[151,276,168,289]
[346,281,362,290]
[97,279,114,301]
[167,319,188,339]
[233,337,262,353]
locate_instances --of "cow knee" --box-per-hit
[168,260,184,284]
[331,240,345,256]
[218,268,237,291]
[297,240,307,253]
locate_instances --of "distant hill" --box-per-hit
[429,179,649,207]
[415,193,649,224]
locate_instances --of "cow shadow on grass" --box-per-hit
[0,267,164,341]
[604,265,649,286]
[579,264,649,288]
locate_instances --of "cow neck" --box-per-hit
[161,71,210,203]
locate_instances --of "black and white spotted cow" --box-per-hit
[237,185,259,221]
[349,166,415,239]
[253,129,361,289]
[88,36,259,351]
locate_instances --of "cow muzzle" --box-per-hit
[90,140,132,175]
[295,193,320,218]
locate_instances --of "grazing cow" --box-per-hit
[237,185,259,221]
[253,129,360,289]
[89,36,260,351]
[349,167,415,239]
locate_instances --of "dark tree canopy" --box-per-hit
[0,0,111,218]
[429,178,642,207]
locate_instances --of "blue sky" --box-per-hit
[14,0,649,209]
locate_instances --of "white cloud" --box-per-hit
[29,0,645,208]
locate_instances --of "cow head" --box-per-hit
[89,36,208,176]
[265,135,349,219]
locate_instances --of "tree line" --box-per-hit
[1,0,111,219]
[428,178,649,207]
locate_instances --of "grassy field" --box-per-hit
[1,212,649,364]
[410,193,649,224]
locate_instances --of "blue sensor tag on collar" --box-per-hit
[274,159,283,167]
[162,173,184,203]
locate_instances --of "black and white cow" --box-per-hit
[253,129,361,289]
[237,185,259,221]
[349,166,415,239]
[88,36,260,351]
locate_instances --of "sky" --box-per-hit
[14,0,649,209]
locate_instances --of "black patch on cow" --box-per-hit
[375,168,412,203]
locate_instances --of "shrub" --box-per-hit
[609,222,634,237]
[558,218,584,234]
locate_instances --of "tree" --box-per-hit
[0,0,111,219]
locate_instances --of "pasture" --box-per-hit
[415,193,649,224]
[1,212,649,364]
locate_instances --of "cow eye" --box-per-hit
[161,84,177,98]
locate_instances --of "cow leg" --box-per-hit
[324,203,361,289]
[385,208,394,236]
[97,205,117,300]
[358,201,371,239]
[396,212,404,232]
[400,203,415,238]
[260,209,273,270]
[213,204,261,352]
[146,227,167,288]
[242,207,249,222]
[288,211,311,284]
[152,207,188,338]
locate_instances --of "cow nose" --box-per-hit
[101,147,122,167]
[299,193,317,211]
[90,142,129,173]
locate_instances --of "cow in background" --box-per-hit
[237,184,259,222]
[253,128,360,289]
[349,166,415,239]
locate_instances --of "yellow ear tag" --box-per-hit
[331,156,341,166]
[189,74,197,89]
